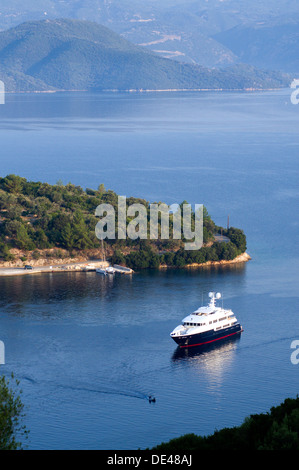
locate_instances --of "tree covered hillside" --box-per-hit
[151,396,299,450]
[0,174,247,270]
[0,19,290,92]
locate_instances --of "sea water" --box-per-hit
[0,89,298,449]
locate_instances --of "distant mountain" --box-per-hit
[214,21,299,73]
[1,1,299,70]
[0,19,290,93]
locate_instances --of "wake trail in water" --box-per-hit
[21,375,152,402]
[22,376,37,384]
[57,383,149,401]
[238,335,297,352]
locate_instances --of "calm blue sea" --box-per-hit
[0,90,298,449]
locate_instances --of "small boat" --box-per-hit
[96,266,115,275]
[170,292,243,349]
[96,239,115,275]
[96,268,108,275]
[106,266,115,274]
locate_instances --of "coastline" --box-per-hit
[0,260,108,276]
[5,88,285,94]
[0,252,251,277]
[0,260,134,276]
[159,252,251,269]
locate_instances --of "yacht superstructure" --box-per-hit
[170,292,243,348]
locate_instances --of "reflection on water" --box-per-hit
[172,336,241,393]
[172,334,241,363]
[0,271,132,319]
[0,90,298,449]
[0,263,247,323]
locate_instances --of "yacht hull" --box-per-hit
[172,323,243,348]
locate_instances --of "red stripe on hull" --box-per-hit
[179,329,243,348]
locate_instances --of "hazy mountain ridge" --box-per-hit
[214,21,299,73]
[0,19,290,93]
[0,1,299,70]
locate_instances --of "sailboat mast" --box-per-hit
[101,238,105,263]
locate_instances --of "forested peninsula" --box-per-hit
[0,175,249,271]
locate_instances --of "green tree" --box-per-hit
[163,252,175,266]
[98,183,106,195]
[110,250,126,265]
[0,192,13,211]
[173,250,187,267]
[3,220,23,239]
[0,175,26,194]
[47,213,72,245]
[0,242,15,261]
[14,224,36,251]
[152,396,299,451]
[60,223,74,250]
[72,211,92,250]
[34,228,50,249]
[227,227,247,253]
[0,374,29,450]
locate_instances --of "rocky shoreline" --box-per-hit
[159,252,251,269]
[0,251,251,276]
